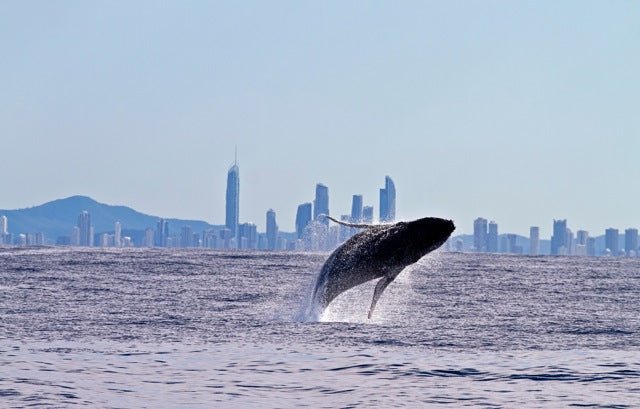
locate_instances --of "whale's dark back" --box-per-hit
[312,217,455,309]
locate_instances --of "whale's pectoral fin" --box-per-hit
[367,276,394,319]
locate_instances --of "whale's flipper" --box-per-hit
[322,215,376,229]
[367,275,394,319]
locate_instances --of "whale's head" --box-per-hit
[400,217,455,260]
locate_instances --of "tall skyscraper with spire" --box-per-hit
[379,176,396,222]
[225,152,240,241]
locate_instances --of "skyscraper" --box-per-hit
[77,211,92,247]
[225,158,240,241]
[114,221,122,248]
[351,195,363,222]
[605,228,619,256]
[551,219,567,255]
[0,215,7,235]
[295,203,312,239]
[313,183,329,225]
[362,206,374,224]
[487,221,498,253]
[625,228,638,257]
[180,225,193,248]
[529,226,540,255]
[379,176,396,222]
[155,219,169,247]
[473,217,488,252]
[266,209,278,250]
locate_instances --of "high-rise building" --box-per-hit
[295,203,312,239]
[77,211,92,247]
[114,221,122,248]
[266,209,278,250]
[605,228,619,256]
[529,226,540,255]
[180,225,193,248]
[473,217,488,252]
[313,184,329,225]
[143,228,154,247]
[587,237,596,256]
[351,195,363,222]
[155,219,169,247]
[225,159,240,240]
[238,223,258,249]
[565,228,574,255]
[625,228,638,257]
[0,215,7,235]
[551,219,567,255]
[362,206,374,224]
[379,176,396,222]
[487,221,498,253]
[576,230,589,246]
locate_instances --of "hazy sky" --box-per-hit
[1,1,638,236]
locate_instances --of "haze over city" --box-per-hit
[1,2,638,236]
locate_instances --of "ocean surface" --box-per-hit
[1,248,639,408]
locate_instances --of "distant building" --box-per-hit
[155,219,169,247]
[362,206,374,224]
[225,160,240,241]
[379,176,396,222]
[576,230,589,246]
[0,215,7,235]
[313,183,329,225]
[529,226,539,255]
[143,228,154,247]
[551,219,567,255]
[34,232,45,246]
[295,203,312,239]
[77,211,92,247]
[71,226,80,246]
[605,228,619,256]
[114,222,122,248]
[238,223,257,249]
[350,195,363,222]
[565,228,574,255]
[587,237,596,256]
[487,221,498,253]
[473,217,488,252]
[266,209,278,250]
[507,234,521,254]
[180,225,193,248]
[625,228,638,257]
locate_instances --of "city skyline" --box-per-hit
[1,2,638,237]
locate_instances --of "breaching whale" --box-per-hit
[310,216,455,319]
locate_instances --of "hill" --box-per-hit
[0,196,223,243]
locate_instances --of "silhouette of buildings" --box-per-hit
[379,176,395,222]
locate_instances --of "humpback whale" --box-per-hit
[310,216,455,319]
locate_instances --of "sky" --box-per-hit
[1,1,638,236]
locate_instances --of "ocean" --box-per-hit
[1,248,639,408]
